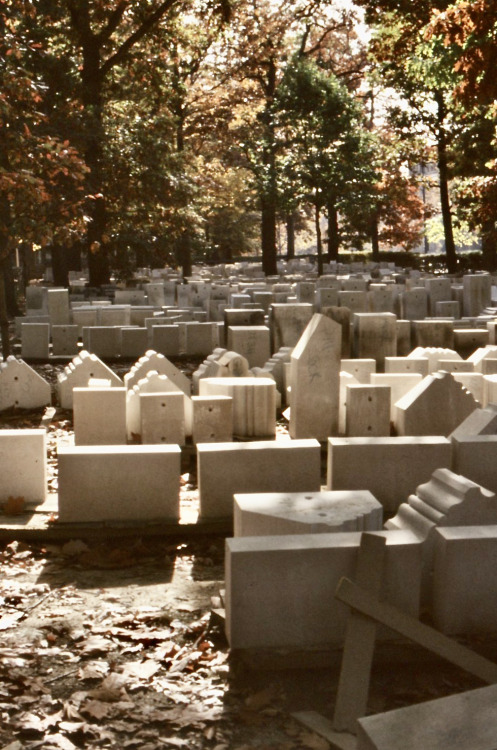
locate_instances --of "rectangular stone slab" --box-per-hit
[58,444,181,523]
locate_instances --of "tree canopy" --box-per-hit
[1,0,497,300]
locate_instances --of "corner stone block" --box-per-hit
[0,429,47,504]
[57,444,181,523]
[197,439,321,519]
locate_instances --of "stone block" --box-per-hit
[120,327,148,359]
[357,684,497,750]
[338,290,367,313]
[234,490,383,536]
[51,325,79,356]
[345,384,391,437]
[57,444,181,522]
[412,320,455,349]
[72,309,98,335]
[57,351,123,410]
[0,429,47,503]
[227,326,271,368]
[435,299,460,318]
[47,288,70,325]
[396,320,411,356]
[352,313,397,369]
[21,323,50,360]
[86,326,122,359]
[370,373,422,414]
[225,529,421,649]
[192,395,233,443]
[454,328,489,357]
[73,386,127,445]
[150,325,181,357]
[197,439,321,519]
[425,277,452,316]
[328,436,452,513]
[182,322,219,356]
[269,303,314,351]
[395,371,477,436]
[384,356,429,377]
[322,306,351,357]
[0,357,51,410]
[452,434,497,493]
[340,358,376,384]
[450,404,497,439]
[463,273,491,316]
[400,288,427,320]
[316,288,339,310]
[432,526,497,634]
[126,370,192,440]
[98,306,131,327]
[452,372,484,405]
[289,314,341,440]
[124,350,190,395]
[199,377,276,437]
[140,391,185,445]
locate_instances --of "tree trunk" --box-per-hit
[261,56,278,277]
[370,214,380,263]
[315,202,323,276]
[52,244,69,287]
[286,214,295,260]
[177,231,192,278]
[0,261,10,359]
[326,197,340,261]
[435,91,457,274]
[261,197,278,275]
[81,36,110,287]
[481,221,497,271]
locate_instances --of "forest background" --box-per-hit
[1,0,497,300]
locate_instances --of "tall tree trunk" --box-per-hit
[52,244,69,287]
[315,201,323,276]
[286,214,295,260]
[261,57,278,277]
[81,34,109,287]
[177,231,192,278]
[435,90,457,275]
[481,220,497,270]
[0,260,10,359]
[261,197,277,275]
[370,213,380,262]
[326,196,340,261]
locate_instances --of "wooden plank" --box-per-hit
[292,711,357,750]
[335,577,497,685]
[333,533,387,733]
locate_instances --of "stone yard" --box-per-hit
[4,261,497,748]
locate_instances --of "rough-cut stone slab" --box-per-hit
[233,490,383,536]
[0,357,51,411]
[198,439,321,519]
[289,313,341,440]
[394,371,477,436]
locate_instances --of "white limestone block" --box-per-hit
[57,444,181,522]
[0,357,51,410]
[0,429,47,503]
[234,490,383,536]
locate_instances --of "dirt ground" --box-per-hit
[0,356,493,749]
